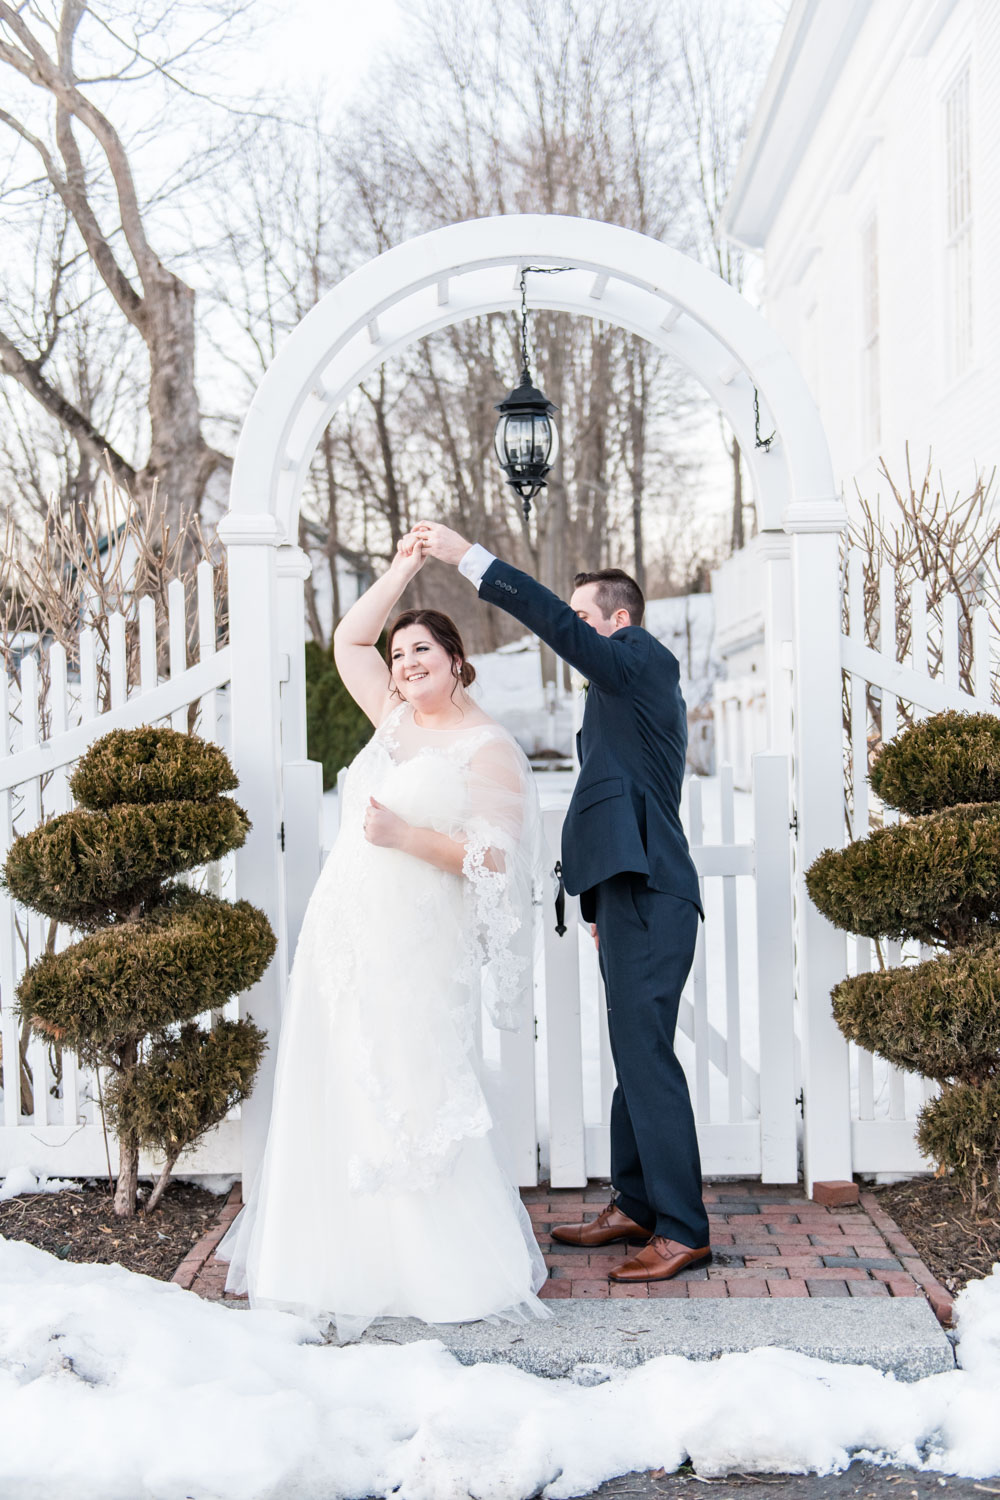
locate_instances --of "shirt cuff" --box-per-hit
[457,543,496,590]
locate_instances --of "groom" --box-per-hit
[414,523,711,1282]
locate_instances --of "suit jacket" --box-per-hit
[479,559,702,918]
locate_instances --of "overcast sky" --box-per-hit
[244,0,403,97]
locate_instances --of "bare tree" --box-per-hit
[313,0,715,669]
[0,0,243,533]
[664,0,778,552]
[841,450,1000,829]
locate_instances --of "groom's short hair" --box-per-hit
[573,568,644,627]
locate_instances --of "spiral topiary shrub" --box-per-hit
[806,710,1000,1209]
[2,727,274,1217]
[869,709,1000,816]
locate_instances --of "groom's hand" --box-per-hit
[413,522,471,567]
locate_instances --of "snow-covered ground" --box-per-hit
[0,1234,998,1498]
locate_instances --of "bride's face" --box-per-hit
[390,625,459,706]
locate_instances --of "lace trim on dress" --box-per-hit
[348,1025,492,1195]
[459,817,528,1032]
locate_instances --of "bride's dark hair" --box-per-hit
[386,609,476,696]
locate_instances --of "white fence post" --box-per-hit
[758,532,794,755]
[217,513,288,1187]
[542,807,586,1187]
[276,544,324,962]
[753,753,798,1181]
[786,505,851,1192]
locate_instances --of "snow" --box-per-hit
[173,1175,239,1197]
[0,1168,80,1203]
[0,1235,999,1498]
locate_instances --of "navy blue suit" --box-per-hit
[479,558,709,1248]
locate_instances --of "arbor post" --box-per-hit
[757,530,794,754]
[785,500,851,1191]
[217,513,288,1185]
[277,543,324,961]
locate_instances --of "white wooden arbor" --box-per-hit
[221,213,849,1190]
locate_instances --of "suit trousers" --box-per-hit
[592,873,709,1248]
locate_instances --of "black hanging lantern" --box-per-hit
[494,270,560,519]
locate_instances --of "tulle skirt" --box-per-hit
[217,779,548,1342]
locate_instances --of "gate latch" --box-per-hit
[553,861,567,936]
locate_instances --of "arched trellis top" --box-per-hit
[227,214,841,541]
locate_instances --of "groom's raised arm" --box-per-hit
[423,529,648,693]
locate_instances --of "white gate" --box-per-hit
[492,755,798,1188]
[0,568,240,1179]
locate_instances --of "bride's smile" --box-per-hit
[389,624,469,724]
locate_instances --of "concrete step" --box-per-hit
[355,1297,955,1381]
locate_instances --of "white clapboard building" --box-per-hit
[714,0,998,780]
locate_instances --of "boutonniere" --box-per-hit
[570,668,589,696]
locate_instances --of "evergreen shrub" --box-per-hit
[869,709,1000,816]
[806,710,1000,1209]
[105,1019,267,1195]
[3,800,250,930]
[70,726,239,808]
[2,727,274,1216]
[305,638,378,790]
[805,802,1000,947]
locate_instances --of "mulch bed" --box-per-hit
[870,1177,1000,1295]
[0,1179,226,1281]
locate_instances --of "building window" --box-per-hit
[944,63,973,378]
[860,214,880,451]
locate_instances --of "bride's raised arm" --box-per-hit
[332,536,426,725]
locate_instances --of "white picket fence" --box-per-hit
[520,756,798,1189]
[5,538,994,1191]
[0,565,237,1179]
[841,546,996,1173]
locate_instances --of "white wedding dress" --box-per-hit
[218,700,549,1340]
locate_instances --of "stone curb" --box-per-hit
[354,1298,956,1381]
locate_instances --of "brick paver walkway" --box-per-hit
[175,1178,953,1326]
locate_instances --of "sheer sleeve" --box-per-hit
[451,732,546,1032]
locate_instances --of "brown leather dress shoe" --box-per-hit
[550,1199,654,1248]
[608,1236,712,1282]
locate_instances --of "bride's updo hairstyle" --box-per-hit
[386,609,476,697]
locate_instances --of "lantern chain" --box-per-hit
[753,386,776,451]
[518,265,573,380]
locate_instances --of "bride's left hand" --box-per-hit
[391,532,427,580]
[364,797,410,850]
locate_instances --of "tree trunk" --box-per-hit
[730,434,744,553]
[17,1016,34,1115]
[140,271,218,534]
[112,1040,140,1217]
[113,1130,140,1217]
[145,1151,180,1213]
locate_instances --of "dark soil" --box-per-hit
[871,1176,1000,1295]
[0,1178,223,1280]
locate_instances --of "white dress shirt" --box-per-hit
[457,543,497,590]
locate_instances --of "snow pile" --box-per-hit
[1,1237,999,1498]
[0,1167,80,1202]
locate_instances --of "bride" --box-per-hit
[218,531,548,1339]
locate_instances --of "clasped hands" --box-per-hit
[394,522,471,572]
